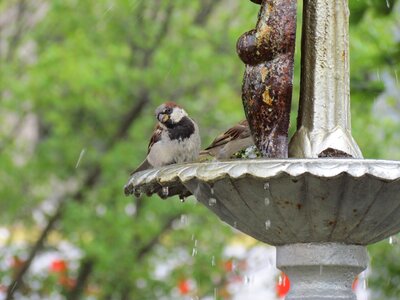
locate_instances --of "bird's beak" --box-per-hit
[158,113,169,123]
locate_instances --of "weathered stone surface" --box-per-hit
[125,159,400,245]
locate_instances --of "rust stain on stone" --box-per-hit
[237,0,297,158]
[261,66,268,82]
[263,87,273,106]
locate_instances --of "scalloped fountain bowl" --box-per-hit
[125,159,400,246]
[125,158,400,299]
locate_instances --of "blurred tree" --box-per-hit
[0,0,399,299]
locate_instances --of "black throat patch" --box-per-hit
[167,116,195,141]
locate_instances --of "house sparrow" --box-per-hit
[200,119,255,160]
[131,102,201,174]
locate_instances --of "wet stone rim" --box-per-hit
[124,159,400,197]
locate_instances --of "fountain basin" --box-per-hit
[125,159,400,245]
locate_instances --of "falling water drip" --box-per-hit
[96,205,107,216]
[265,220,271,230]
[192,248,198,256]
[233,221,237,228]
[264,182,270,190]
[386,0,390,8]
[75,148,86,168]
[363,278,368,290]
[194,239,198,247]
[191,234,195,241]
[124,203,136,216]
[162,186,169,197]
[376,69,381,81]
[389,236,394,244]
[211,256,216,266]
[210,186,214,195]
[180,214,187,225]
[264,197,270,206]
[103,3,115,15]
[208,198,217,206]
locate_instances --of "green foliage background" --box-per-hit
[0,0,399,299]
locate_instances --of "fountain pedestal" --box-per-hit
[277,243,368,300]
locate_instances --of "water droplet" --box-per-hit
[210,186,214,195]
[103,3,114,15]
[180,214,187,225]
[386,0,390,8]
[124,203,136,216]
[75,148,86,168]
[208,198,217,206]
[265,220,271,230]
[180,196,186,203]
[264,182,270,190]
[194,239,198,247]
[389,236,394,244]
[233,221,237,228]
[191,234,195,241]
[211,256,216,266]
[162,186,169,197]
[363,278,368,290]
[278,275,283,285]
[264,197,270,206]
[376,69,381,81]
[96,205,107,216]
[192,248,198,256]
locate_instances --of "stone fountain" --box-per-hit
[125,0,400,299]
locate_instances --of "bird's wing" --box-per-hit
[204,119,251,150]
[130,124,163,175]
[147,124,163,154]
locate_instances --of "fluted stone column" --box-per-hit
[289,0,363,158]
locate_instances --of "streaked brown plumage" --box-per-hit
[200,119,254,160]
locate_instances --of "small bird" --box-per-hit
[131,102,201,174]
[200,119,255,160]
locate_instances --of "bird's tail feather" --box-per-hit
[130,159,152,175]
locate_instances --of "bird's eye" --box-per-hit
[165,107,172,114]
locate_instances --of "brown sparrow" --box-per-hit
[200,119,255,160]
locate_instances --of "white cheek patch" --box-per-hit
[170,108,187,123]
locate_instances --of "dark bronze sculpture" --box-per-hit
[237,0,297,158]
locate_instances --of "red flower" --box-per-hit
[178,279,190,295]
[276,272,290,298]
[224,260,233,272]
[352,276,359,291]
[50,259,68,273]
